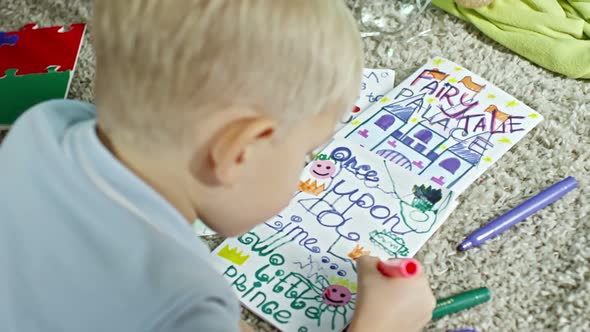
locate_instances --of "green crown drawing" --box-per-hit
[412,185,443,212]
[315,153,333,161]
[369,230,409,257]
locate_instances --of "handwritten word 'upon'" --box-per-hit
[300,178,403,241]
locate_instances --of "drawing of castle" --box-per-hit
[344,95,494,189]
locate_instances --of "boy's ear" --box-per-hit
[206,116,276,186]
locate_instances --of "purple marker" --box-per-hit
[459,176,578,251]
[447,330,477,332]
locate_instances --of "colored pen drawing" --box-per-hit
[217,245,250,265]
[369,230,409,257]
[335,58,542,194]
[211,139,456,332]
[347,244,369,260]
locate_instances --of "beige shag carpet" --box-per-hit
[1,0,588,331]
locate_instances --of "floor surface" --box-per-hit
[1,1,588,331]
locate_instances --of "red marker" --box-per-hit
[377,258,421,278]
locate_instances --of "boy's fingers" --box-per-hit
[355,255,380,275]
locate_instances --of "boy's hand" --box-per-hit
[348,256,436,332]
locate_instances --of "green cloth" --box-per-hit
[432,0,590,79]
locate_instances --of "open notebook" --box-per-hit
[209,58,543,331]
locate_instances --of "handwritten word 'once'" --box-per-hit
[330,146,379,182]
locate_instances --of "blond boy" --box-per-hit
[0,1,435,331]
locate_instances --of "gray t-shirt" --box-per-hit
[0,100,240,331]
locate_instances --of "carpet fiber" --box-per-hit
[1,1,588,331]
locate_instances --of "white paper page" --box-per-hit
[210,139,456,332]
[193,219,215,237]
[334,57,543,194]
[337,68,396,131]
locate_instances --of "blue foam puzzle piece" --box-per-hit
[0,32,19,47]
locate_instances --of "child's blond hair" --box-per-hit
[93,0,364,146]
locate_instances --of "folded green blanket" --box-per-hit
[432,0,590,79]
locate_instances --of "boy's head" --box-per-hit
[93,0,363,236]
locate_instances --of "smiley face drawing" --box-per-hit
[299,155,339,196]
[310,160,336,179]
[322,284,352,307]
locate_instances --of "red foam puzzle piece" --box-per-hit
[0,23,86,76]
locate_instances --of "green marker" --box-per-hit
[432,287,491,319]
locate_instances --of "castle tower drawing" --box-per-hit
[343,89,503,189]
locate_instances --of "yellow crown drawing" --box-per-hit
[299,179,326,196]
[217,245,250,266]
[329,276,357,293]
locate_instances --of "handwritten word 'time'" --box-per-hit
[300,178,404,241]
[261,216,321,254]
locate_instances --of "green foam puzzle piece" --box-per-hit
[0,66,71,125]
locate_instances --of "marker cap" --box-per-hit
[377,258,420,278]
